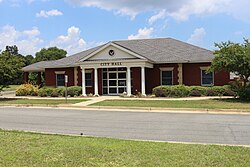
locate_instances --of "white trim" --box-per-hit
[201,69,214,86]
[160,69,174,86]
[55,71,65,74]
[94,68,99,96]
[55,73,65,87]
[79,42,148,62]
[81,68,86,96]
[79,59,153,69]
[200,66,209,70]
[126,67,131,96]
[160,67,174,71]
[141,66,146,96]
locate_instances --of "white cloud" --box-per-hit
[148,10,167,24]
[36,9,63,18]
[66,0,250,23]
[128,27,154,40]
[187,27,206,46]
[49,26,87,55]
[0,25,43,55]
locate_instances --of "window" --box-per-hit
[56,74,65,87]
[161,71,173,85]
[85,72,92,87]
[201,70,213,85]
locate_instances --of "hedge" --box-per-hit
[16,85,82,97]
[152,85,235,98]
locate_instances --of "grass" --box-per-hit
[91,99,250,110]
[0,130,250,166]
[0,99,88,105]
[2,85,19,91]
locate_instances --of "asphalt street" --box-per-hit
[0,107,250,146]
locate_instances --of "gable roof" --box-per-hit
[113,38,214,63]
[22,38,214,72]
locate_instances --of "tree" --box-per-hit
[34,47,67,63]
[210,39,250,87]
[0,51,24,91]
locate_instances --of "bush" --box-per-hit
[16,84,39,96]
[38,88,48,97]
[67,86,82,97]
[153,85,235,98]
[189,90,202,97]
[153,85,190,97]
[237,86,250,101]
[189,86,207,96]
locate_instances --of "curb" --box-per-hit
[0,104,249,114]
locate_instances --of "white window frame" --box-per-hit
[200,67,214,86]
[55,71,65,87]
[85,69,93,87]
[160,67,174,86]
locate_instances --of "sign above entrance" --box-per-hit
[100,62,122,66]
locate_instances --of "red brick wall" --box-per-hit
[183,63,230,86]
[45,67,74,87]
[132,67,141,94]
[98,69,102,95]
[145,64,178,94]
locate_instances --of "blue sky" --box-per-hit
[0,0,250,56]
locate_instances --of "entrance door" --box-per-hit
[102,68,127,95]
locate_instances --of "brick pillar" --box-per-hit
[37,72,42,85]
[23,72,29,84]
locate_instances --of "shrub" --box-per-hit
[189,90,202,97]
[50,90,59,97]
[16,84,38,96]
[55,87,65,97]
[237,86,250,101]
[153,85,190,97]
[153,85,235,98]
[189,86,207,96]
[38,88,48,97]
[67,86,82,97]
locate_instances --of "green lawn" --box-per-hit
[2,85,19,91]
[91,99,250,110]
[0,130,249,166]
[0,99,88,105]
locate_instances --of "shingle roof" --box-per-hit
[22,38,214,72]
[113,38,214,63]
[21,44,104,72]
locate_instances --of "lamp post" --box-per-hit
[65,75,68,103]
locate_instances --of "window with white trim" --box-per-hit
[161,70,173,85]
[201,70,213,86]
[85,70,92,87]
[56,74,65,87]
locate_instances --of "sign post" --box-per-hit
[65,75,68,103]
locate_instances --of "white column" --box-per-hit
[141,66,146,96]
[81,68,86,96]
[126,67,131,96]
[94,68,99,96]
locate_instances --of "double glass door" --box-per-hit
[103,68,127,95]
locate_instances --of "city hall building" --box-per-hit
[22,38,230,96]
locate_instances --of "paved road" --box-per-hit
[0,107,250,146]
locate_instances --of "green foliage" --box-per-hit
[15,84,39,96]
[36,86,81,97]
[153,85,235,98]
[34,47,67,63]
[67,86,82,97]
[153,85,190,97]
[0,51,25,91]
[210,39,250,87]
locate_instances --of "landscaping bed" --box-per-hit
[0,129,249,166]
